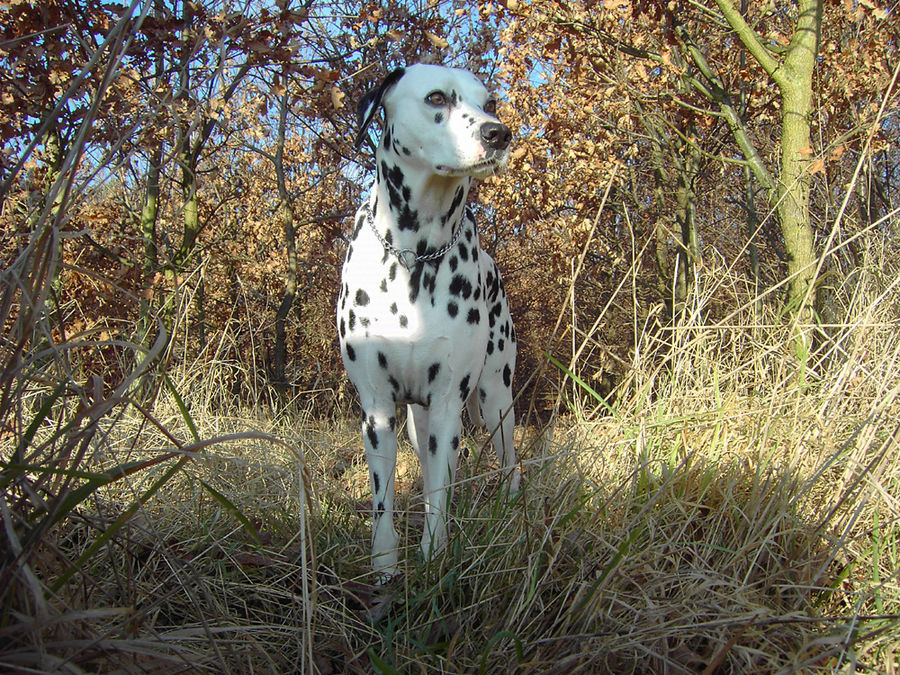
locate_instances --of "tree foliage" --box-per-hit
[2,0,898,408]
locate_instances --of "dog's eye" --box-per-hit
[484,100,497,115]
[426,91,446,106]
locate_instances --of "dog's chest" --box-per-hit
[338,209,489,380]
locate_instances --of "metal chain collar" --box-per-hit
[364,201,466,270]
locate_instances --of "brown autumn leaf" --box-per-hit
[425,31,449,48]
[330,86,345,110]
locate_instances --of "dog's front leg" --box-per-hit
[361,405,400,579]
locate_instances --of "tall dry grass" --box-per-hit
[4,205,898,672]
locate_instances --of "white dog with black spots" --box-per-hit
[337,64,521,580]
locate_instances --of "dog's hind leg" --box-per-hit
[417,403,464,560]
[477,385,521,492]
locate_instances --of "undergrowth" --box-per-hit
[3,223,899,672]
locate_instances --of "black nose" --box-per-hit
[480,122,512,151]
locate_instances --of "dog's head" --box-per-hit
[355,64,511,179]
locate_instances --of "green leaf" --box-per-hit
[479,630,523,674]
[368,649,402,675]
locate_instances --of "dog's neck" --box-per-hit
[371,146,473,254]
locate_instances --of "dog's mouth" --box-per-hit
[435,156,508,178]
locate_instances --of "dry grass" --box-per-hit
[3,226,899,673]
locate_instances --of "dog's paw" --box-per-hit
[373,568,400,586]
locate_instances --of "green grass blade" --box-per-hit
[197,477,261,544]
[546,351,618,418]
[51,455,189,592]
[163,372,200,442]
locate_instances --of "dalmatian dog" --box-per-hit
[337,64,521,580]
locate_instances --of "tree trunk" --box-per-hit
[743,165,761,311]
[715,0,822,352]
[674,138,699,316]
[140,150,160,273]
[273,85,298,388]
[777,0,820,321]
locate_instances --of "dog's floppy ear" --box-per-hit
[355,67,405,150]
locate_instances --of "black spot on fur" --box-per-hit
[428,362,441,382]
[447,301,458,317]
[346,344,356,361]
[434,112,443,124]
[373,471,381,494]
[447,186,464,220]
[503,364,512,388]
[487,340,494,354]
[399,205,418,231]
[449,274,472,299]
[488,302,502,327]
[467,308,480,324]
[377,501,385,513]
[459,374,471,401]
[458,242,469,261]
[380,279,388,292]
[408,242,439,303]
[378,352,388,368]
[449,255,458,271]
[390,302,398,314]
[498,338,505,352]
[382,160,419,232]
[429,434,438,454]
[399,315,408,327]
[355,289,369,306]
[353,214,365,237]
[366,415,378,449]
[339,318,346,338]
[452,435,459,450]
[389,262,397,281]
[423,272,436,295]
[383,161,403,190]
[389,416,396,431]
